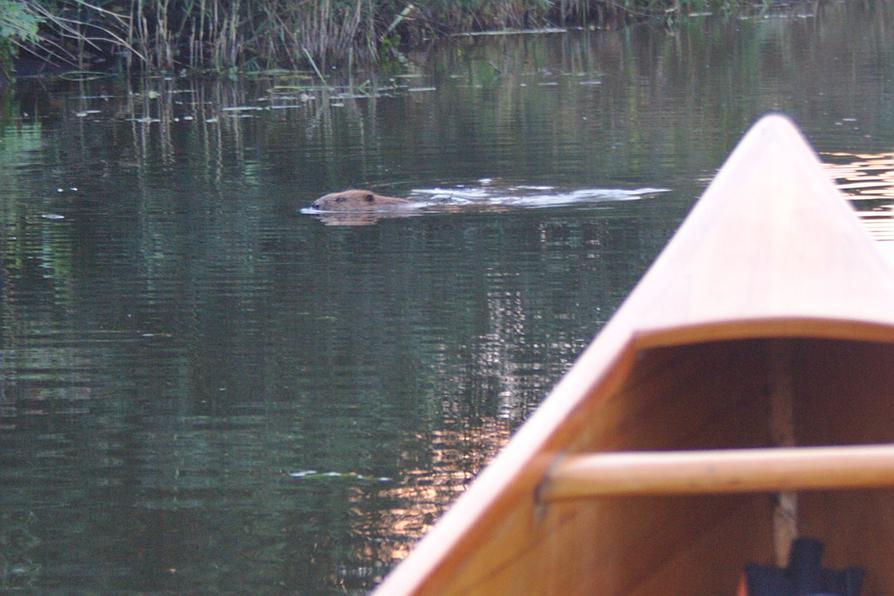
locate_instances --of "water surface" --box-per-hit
[3,2,894,591]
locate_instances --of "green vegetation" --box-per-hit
[0,0,756,78]
[0,0,40,77]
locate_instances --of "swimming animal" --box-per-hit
[309,189,411,211]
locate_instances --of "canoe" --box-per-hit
[374,115,894,595]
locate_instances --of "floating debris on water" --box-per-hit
[290,470,318,478]
[452,27,567,37]
[40,213,65,220]
[289,470,392,482]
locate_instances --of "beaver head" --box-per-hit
[310,189,410,211]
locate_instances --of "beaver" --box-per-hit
[310,189,411,211]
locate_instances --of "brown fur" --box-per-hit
[310,189,411,211]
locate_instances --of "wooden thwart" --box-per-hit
[540,444,894,501]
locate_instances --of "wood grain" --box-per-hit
[540,445,894,500]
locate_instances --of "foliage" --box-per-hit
[0,0,41,77]
[0,0,40,43]
[3,0,758,78]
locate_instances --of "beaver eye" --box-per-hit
[336,196,346,203]
[365,194,375,203]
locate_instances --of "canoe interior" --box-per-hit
[446,337,894,595]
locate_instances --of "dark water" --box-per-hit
[3,2,894,591]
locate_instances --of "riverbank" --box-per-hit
[1,0,770,80]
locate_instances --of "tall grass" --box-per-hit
[1,0,746,76]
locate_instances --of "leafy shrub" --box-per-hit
[0,0,41,77]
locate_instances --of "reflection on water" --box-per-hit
[824,152,894,199]
[3,1,894,592]
[824,152,894,242]
[368,419,512,567]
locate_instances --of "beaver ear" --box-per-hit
[365,193,375,203]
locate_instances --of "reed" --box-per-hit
[1,0,751,77]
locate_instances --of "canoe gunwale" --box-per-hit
[629,317,894,350]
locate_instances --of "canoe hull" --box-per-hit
[375,116,894,594]
[389,338,894,594]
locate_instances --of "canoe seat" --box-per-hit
[539,444,894,501]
